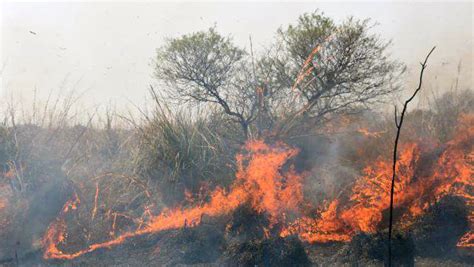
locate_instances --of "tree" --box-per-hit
[154,11,405,138]
[264,13,405,131]
[388,47,435,267]
[154,28,258,138]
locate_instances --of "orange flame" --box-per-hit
[281,114,473,247]
[42,115,473,259]
[0,198,6,210]
[91,182,99,221]
[42,140,303,259]
[357,128,386,138]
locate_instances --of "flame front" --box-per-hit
[281,114,473,247]
[42,140,304,259]
[42,115,473,259]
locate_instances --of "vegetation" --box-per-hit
[154,11,404,138]
[134,91,240,204]
[0,9,472,265]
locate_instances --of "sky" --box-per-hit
[1,1,472,112]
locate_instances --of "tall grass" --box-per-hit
[0,83,472,259]
[133,92,242,204]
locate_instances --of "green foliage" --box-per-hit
[135,102,240,204]
[154,11,405,137]
[277,11,335,61]
[155,28,257,137]
[271,11,405,121]
[155,27,245,103]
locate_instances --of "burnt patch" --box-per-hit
[222,236,311,267]
[411,195,470,259]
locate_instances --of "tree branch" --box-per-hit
[387,46,435,267]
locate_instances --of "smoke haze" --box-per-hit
[1,1,472,111]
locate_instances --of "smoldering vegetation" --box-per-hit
[1,10,473,267]
[0,87,471,266]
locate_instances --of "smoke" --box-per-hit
[1,2,471,112]
[0,2,472,264]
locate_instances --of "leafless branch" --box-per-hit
[388,46,435,267]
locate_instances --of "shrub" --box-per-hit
[134,102,241,205]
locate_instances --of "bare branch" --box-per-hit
[388,46,435,267]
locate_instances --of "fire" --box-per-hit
[0,197,6,211]
[91,182,99,221]
[458,232,474,248]
[357,128,386,138]
[42,115,473,260]
[281,143,421,241]
[281,114,473,247]
[42,140,304,259]
[42,192,81,259]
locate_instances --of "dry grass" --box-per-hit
[0,87,472,264]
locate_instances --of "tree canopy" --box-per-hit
[154,11,405,138]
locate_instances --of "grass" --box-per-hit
[133,97,241,205]
[0,86,472,262]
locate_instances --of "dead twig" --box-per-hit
[388,46,435,267]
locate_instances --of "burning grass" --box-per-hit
[282,114,473,246]
[37,113,473,264]
[0,90,472,265]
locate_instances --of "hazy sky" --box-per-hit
[1,1,472,110]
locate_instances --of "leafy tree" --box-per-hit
[154,11,405,138]
[155,28,257,138]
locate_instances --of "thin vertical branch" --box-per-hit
[249,35,262,137]
[249,35,257,86]
[388,46,435,267]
